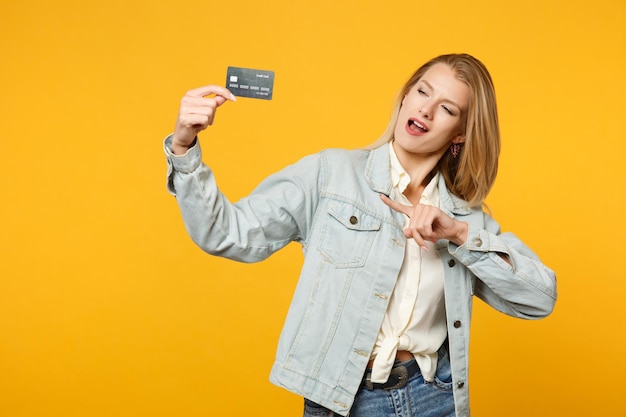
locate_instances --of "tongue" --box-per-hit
[409,121,425,133]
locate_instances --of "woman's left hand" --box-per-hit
[380,194,468,250]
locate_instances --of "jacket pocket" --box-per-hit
[318,201,381,268]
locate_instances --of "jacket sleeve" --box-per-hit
[448,211,557,319]
[164,135,321,263]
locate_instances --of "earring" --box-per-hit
[450,143,462,158]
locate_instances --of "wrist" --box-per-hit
[451,221,469,246]
[172,143,191,155]
[171,136,197,155]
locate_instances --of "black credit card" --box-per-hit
[226,66,274,100]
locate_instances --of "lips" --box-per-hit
[406,118,429,136]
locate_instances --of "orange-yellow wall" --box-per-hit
[1,1,625,416]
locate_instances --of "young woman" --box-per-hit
[163,54,557,417]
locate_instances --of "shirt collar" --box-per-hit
[388,141,440,206]
[389,142,411,193]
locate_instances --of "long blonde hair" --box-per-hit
[368,54,500,207]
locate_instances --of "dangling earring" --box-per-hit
[450,143,462,158]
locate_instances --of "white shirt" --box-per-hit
[369,142,448,383]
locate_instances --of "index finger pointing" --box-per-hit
[379,194,412,217]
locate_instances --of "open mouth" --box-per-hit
[408,118,429,133]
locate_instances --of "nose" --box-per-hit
[420,101,434,119]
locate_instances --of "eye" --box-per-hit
[417,88,428,96]
[442,105,454,116]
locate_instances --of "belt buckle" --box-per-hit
[383,364,409,390]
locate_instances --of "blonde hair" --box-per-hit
[368,53,500,207]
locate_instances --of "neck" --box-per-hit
[391,142,445,205]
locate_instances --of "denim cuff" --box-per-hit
[163,134,202,195]
[163,134,202,173]
[447,225,509,263]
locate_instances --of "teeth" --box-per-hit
[412,120,427,131]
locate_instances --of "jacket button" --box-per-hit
[473,238,483,247]
[350,216,358,225]
[454,320,462,328]
[448,259,456,267]
[457,381,465,389]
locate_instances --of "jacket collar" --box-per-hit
[437,173,473,216]
[364,144,394,196]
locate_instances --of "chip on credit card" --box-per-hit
[226,66,274,100]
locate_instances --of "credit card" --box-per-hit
[226,66,274,100]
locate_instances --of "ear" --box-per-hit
[451,134,465,144]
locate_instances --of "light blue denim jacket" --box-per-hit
[164,136,557,417]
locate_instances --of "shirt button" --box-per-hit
[473,238,483,247]
[448,259,456,267]
[457,381,465,389]
[349,216,358,225]
[454,320,462,328]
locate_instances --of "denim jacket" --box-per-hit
[164,136,557,417]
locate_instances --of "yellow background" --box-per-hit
[1,0,625,416]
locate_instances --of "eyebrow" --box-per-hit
[419,79,464,110]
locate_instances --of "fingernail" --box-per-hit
[230,93,237,101]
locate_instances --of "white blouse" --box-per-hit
[369,142,448,383]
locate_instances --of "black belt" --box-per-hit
[361,359,420,390]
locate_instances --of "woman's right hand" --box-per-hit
[171,85,236,155]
